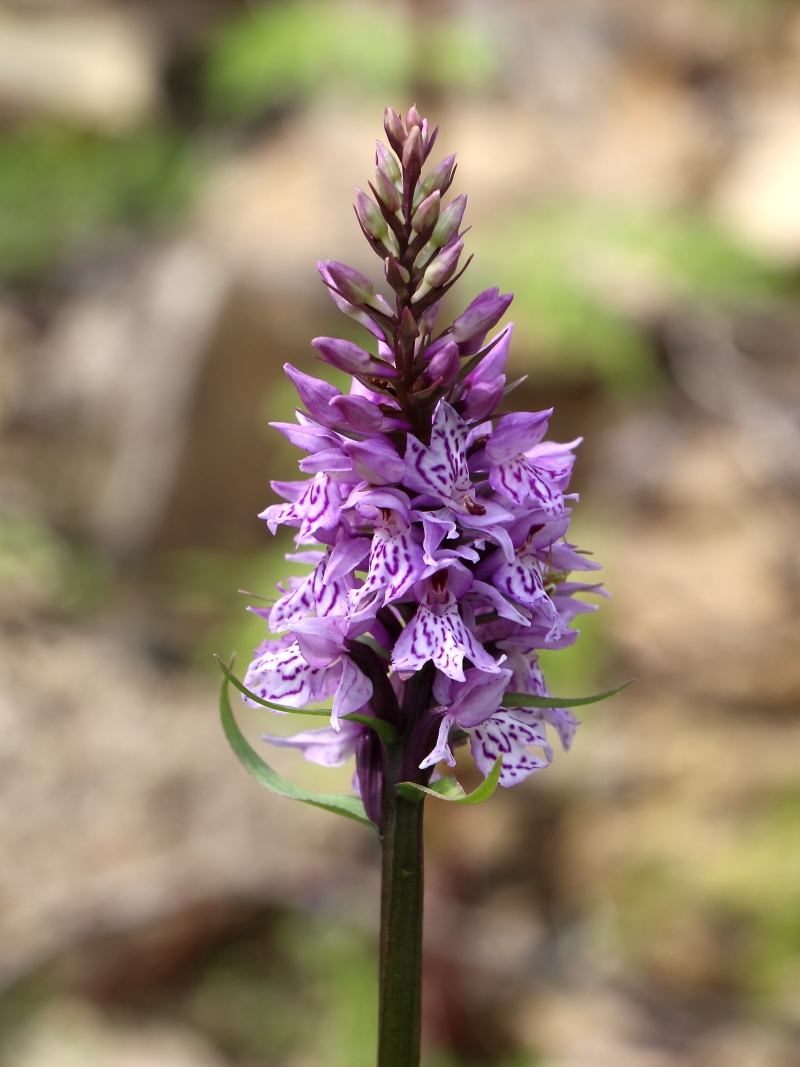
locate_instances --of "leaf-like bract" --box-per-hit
[501,680,633,709]
[220,675,376,831]
[396,756,502,804]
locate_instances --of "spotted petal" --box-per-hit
[243,638,338,709]
[492,550,561,639]
[391,593,502,681]
[404,401,471,503]
[489,455,564,512]
[469,711,551,786]
[266,556,353,633]
[259,473,342,543]
[352,514,426,610]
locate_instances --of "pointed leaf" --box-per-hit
[338,713,398,746]
[220,676,375,831]
[215,657,398,744]
[396,757,502,805]
[501,680,633,709]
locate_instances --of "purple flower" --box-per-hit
[391,569,504,682]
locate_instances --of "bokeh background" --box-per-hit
[2,0,800,1064]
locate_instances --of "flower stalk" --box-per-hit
[379,742,424,1067]
[220,104,621,1067]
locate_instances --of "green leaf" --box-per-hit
[340,713,397,747]
[396,757,502,805]
[214,656,398,745]
[219,675,376,831]
[501,680,633,709]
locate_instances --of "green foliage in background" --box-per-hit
[183,911,378,1067]
[0,513,111,615]
[0,124,197,283]
[472,203,793,389]
[205,0,497,119]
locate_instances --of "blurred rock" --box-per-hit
[0,7,160,130]
[0,620,363,985]
[603,408,800,703]
[22,242,229,558]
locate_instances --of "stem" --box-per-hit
[378,742,425,1067]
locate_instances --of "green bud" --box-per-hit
[412,191,441,235]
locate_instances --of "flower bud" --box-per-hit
[318,263,387,341]
[417,155,456,203]
[406,104,423,130]
[384,107,406,151]
[431,194,467,248]
[373,167,402,214]
[427,341,460,385]
[402,125,423,176]
[411,241,463,302]
[411,191,440,234]
[311,336,373,374]
[463,375,506,420]
[323,260,375,306]
[465,324,513,384]
[425,240,463,286]
[417,299,441,338]
[451,287,513,353]
[375,140,401,185]
[329,394,384,433]
[355,188,388,241]
[345,438,406,484]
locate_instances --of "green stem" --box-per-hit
[378,742,425,1067]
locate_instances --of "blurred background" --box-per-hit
[2,0,800,1064]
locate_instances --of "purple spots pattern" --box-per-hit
[351,515,426,611]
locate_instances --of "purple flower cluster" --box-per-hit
[244,106,606,827]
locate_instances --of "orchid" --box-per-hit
[218,106,627,1067]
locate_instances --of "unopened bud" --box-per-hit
[427,341,460,385]
[373,167,402,214]
[452,287,514,352]
[375,141,401,185]
[412,190,440,234]
[329,394,384,434]
[425,240,463,286]
[418,155,456,203]
[384,107,406,151]
[311,336,373,374]
[323,260,375,306]
[355,188,388,241]
[417,299,441,338]
[412,241,463,302]
[402,125,423,175]
[463,375,506,420]
[406,104,423,130]
[431,194,467,248]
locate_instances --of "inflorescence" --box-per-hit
[242,105,606,831]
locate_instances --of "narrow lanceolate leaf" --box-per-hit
[396,757,502,805]
[215,657,398,745]
[501,680,634,709]
[220,676,376,831]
